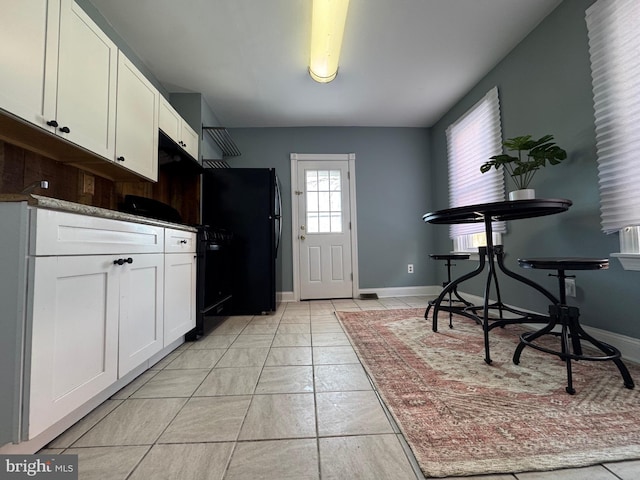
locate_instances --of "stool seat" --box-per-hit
[518,258,608,271]
[430,254,470,261]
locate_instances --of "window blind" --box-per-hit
[586,0,640,234]
[447,87,505,238]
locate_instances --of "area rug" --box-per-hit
[335,308,640,478]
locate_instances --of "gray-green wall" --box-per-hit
[431,0,640,339]
[227,127,434,293]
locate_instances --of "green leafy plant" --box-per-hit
[480,134,567,190]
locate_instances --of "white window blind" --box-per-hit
[586,0,640,234]
[447,87,505,238]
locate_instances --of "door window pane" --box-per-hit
[306,169,343,233]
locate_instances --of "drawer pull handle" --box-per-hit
[59,126,71,133]
[117,156,125,162]
[46,120,59,127]
[113,257,134,266]
[180,239,188,244]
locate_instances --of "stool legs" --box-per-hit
[513,303,635,394]
[424,258,474,328]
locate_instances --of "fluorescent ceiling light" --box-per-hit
[309,0,350,83]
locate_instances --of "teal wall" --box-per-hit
[227,127,434,293]
[430,0,640,339]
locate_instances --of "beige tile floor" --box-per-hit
[41,296,640,479]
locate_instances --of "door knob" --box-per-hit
[300,235,306,240]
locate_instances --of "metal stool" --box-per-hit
[513,257,635,394]
[425,253,472,328]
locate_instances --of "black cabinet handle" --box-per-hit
[179,239,187,244]
[116,156,125,162]
[113,257,134,266]
[46,120,59,127]
[59,126,70,133]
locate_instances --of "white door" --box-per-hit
[297,160,353,299]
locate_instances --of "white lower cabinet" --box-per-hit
[29,255,119,438]
[0,204,196,447]
[164,253,197,346]
[28,252,165,438]
[163,228,197,346]
[117,253,164,377]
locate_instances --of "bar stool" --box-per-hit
[425,253,472,328]
[513,257,635,394]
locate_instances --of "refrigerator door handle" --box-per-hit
[274,176,282,256]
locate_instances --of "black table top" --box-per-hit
[422,198,572,225]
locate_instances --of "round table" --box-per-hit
[423,198,572,364]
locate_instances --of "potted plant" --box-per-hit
[480,134,567,200]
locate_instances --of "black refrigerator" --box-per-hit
[202,168,281,315]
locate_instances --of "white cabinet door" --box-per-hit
[159,96,199,161]
[115,52,159,181]
[29,255,119,439]
[118,253,164,377]
[181,121,199,160]
[56,0,117,158]
[159,97,181,144]
[164,253,197,346]
[0,0,59,126]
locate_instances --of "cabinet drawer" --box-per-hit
[165,228,197,253]
[32,209,164,256]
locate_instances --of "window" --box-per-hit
[586,0,640,256]
[447,87,505,251]
[305,169,343,233]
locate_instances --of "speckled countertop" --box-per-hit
[0,194,197,232]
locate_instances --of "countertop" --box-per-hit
[0,194,197,232]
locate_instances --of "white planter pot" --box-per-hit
[508,189,536,200]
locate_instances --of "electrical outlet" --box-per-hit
[81,173,95,195]
[565,278,576,297]
[408,264,414,274]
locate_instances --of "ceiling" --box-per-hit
[87,0,562,128]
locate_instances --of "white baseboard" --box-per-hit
[278,286,440,302]
[278,291,296,303]
[358,286,441,298]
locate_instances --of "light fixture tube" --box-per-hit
[309,0,350,83]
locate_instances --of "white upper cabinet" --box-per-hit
[0,0,118,160]
[55,0,118,159]
[181,121,199,160]
[115,52,159,181]
[159,97,199,161]
[1,0,162,181]
[0,0,59,126]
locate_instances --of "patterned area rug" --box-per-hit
[335,308,640,478]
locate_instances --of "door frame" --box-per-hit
[290,153,359,301]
